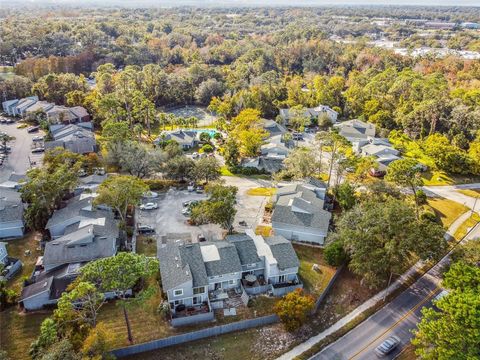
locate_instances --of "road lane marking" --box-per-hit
[348,287,439,360]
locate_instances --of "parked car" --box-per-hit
[0,118,6,124]
[31,147,45,153]
[17,123,28,129]
[187,182,195,192]
[195,186,204,194]
[374,336,400,357]
[292,132,304,141]
[93,167,105,175]
[139,202,158,210]
[78,169,88,177]
[137,225,155,234]
[143,191,159,199]
[181,207,191,216]
[197,234,206,242]
[27,126,39,133]
[5,119,14,124]
[192,152,199,159]
[32,135,44,142]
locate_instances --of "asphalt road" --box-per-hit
[310,223,480,360]
[0,121,44,182]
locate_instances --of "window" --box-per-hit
[193,287,205,295]
[174,300,183,306]
[229,279,235,285]
[279,275,286,283]
[173,289,183,296]
[247,264,255,268]
[193,296,200,305]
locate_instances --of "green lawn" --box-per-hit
[5,233,43,293]
[0,307,51,360]
[246,187,277,196]
[293,244,337,296]
[426,198,469,229]
[135,235,157,257]
[454,213,480,240]
[457,189,480,198]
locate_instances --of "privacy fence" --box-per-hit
[112,265,344,358]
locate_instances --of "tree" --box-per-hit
[94,176,147,224]
[412,262,480,359]
[163,156,195,181]
[193,157,221,183]
[0,279,17,311]
[332,182,356,211]
[38,339,80,360]
[331,198,447,287]
[106,141,162,178]
[288,106,311,133]
[81,323,115,360]
[195,79,225,105]
[283,147,318,179]
[323,241,347,267]
[199,132,211,143]
[80,253,159,344]
[30,318,58,360]
[21,165,80,231]
[43,148,84,172]
[274,288,315,332]
[191,184,237,232]
[101,121,130,143]
[315,131,350,188]
[55,282,105,328]
[223,139,240,168]
[385,158,423,218]
[451,240,480,266]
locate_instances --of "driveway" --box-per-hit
[0,122,44,183]
[136,188,223,252]
[222,176,272,231]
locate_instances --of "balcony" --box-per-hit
[270,275,303,297]
[241,275,271,295]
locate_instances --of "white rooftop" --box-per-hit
[200,244,220,262]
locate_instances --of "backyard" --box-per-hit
[135,235,157,257]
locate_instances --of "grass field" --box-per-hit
[246,187,277,196]
[427,198,469,229]
[135,235,157,257]
[293,244,337,296]
[5,233,43,293]
[0,308,51,360]
[454,213,480,240]
[457,188,480,198]
[255,225,272,237]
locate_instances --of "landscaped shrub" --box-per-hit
[143,179,178,190]
[201,144,214,153]
[324,241,347,266]
[416,189,427,205]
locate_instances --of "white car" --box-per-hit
[140,202,158,210]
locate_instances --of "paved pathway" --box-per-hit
[423,184,480,211]
[276,208,477,360]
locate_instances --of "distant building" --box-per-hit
[45,123,97,154]
[279,105,338,126]
[154,130,198,150]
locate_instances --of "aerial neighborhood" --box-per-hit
[1,3,479,360]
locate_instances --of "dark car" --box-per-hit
[375,336,400,357]
[27,126,40,133]
[137,225,155,235]
[31,147,45,153]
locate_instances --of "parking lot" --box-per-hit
[136,188,224,253]
[0,121,45,183]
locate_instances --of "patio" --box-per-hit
[209,287,249,309]
[241,275,271,295]
[172,302,210,319]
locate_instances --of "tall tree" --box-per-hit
[331,198,447,287]
[80,253,159,344]
[385,158,423,218]
[94,175,147,224]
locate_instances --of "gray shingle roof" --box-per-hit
[265,236,300,270]
[158,242,208,290]
[226,234,261,265]
[0,201,23,223]
[200,241,242,277]
[272,185,331,233]
[45,195,94,229]
[43,217,118,269]
[21,275,53,301]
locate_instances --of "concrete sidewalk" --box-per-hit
[276,210,472,360]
